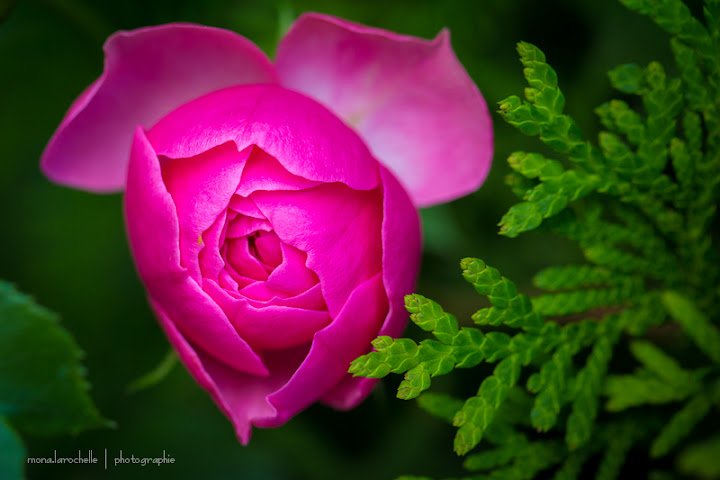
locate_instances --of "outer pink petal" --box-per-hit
[147,84,379,191]
[41,23,279,192]
[150,298,308,444]
[276,13,493,207]
[322,166,421,408]
[259,273,388,427]
[125,128,266,376]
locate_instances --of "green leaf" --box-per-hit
[607,63,644,93]
[0,281,109,435]
[650,394,712,458]
[533,265,616,291]
[595,422,638,480]
[0,418,25,480]
[677,434,720,479]
[662,290,720,363]
[629,341,696,387]
[566,333,617,449]
[405,294,459,344]
[604,373,694,411]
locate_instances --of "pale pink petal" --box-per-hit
[41,23,278,192]
[251,184,383,317]
[259,273,388,427]
[147,84,380,191]
[322,166,421,408]
[125,128,266,376]
[276,13,493,207]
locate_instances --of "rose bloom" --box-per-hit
[41,14,492,443]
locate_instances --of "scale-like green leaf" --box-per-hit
[650,394,712,457]
[677,434,720,479]
[662,290,720,363]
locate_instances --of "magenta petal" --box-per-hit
[162,142,251,281]
[260,273,387,427]
[323,166,421,409]
[147,84,380,191]
[41,23,279,192]
[235,147,322,197]
[251,184,383,317]
[124,127,183,281]
[125,128,266,376]
[266,244,319,296]
[151,298,306,444]
[276,13,493,207]
[148,270,269,376]
[203,281,331,351]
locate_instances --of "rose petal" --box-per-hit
[235,146,322,197]
[42,24,279,192]
[161,142,251,282]
[251,183,383,318]
[125,128,266,376]
[258,273,387,427]
[124,127,183,282]
[203,281,332,351]
[322,166,421,409]
[224,238,269,283]
[276,13,493,207]
[152,297,307,445]
[147,84,380,191]
[266,243,319,296]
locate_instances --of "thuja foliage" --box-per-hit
[350,0,720,478]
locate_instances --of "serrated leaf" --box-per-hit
[0,281,109,435]
[0,418,24,480]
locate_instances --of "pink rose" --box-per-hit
[41,14,492,443]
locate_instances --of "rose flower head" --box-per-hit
[41,14,493,443]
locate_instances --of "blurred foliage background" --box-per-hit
[0,0,679,478]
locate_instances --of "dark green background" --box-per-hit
[0,0,675,478]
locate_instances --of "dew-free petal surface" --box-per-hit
[251,184,383,318]
[322,166,421,408]
[152,298,308,444]
[260,273,387,427]
[41,24,278,192]
[125,128,266,376]
[161,142,250,282]
[147,84,380,191]
[276,13,493,207]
